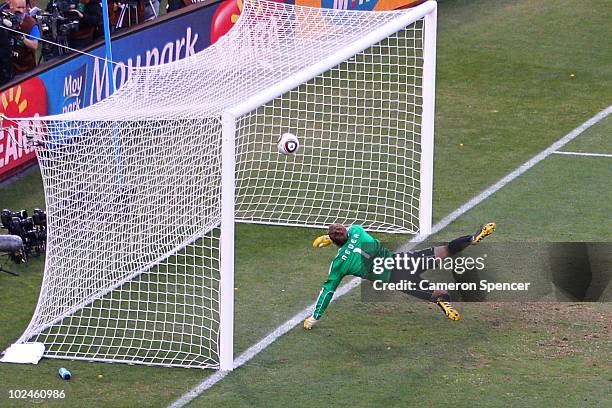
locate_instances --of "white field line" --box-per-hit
[553,151,612,158]
[169,104,612,408]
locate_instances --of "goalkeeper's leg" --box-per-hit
[389,248,460,321]
[446,222,497,255]
[418,222,497,259]
[389,223,496,320]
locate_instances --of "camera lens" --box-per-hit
[1,210,11,229]
[33,209,47,227]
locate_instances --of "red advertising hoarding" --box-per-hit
[0,77,48,179]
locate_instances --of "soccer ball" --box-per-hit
[277,133,299,155]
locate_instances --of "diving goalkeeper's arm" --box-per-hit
[304,264,343,330]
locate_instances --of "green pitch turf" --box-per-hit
[1,0,611,406]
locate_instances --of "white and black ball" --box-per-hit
[277,133,299,155]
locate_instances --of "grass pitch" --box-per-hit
[1,0,611,407]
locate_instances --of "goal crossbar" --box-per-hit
[226,1,436,118]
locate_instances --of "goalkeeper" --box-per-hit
[304,222,496,329]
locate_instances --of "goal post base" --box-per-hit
[1,343,45,364]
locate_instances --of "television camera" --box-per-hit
[30,1,81,61]
[0,8,26,48]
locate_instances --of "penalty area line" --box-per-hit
[553,151,612,158]
[168,104,612,408]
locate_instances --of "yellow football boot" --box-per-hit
[436,299,461,321]
[471,222,496,245]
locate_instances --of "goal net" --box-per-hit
[2,0,437,370]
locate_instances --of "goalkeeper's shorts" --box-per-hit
[388,248,436,302]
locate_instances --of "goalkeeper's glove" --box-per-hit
[303,316,318,330]
[312,235,332,248]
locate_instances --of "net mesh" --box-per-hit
[9,0,432,369]
[234,27,424,231]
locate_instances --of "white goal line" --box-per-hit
[168,103,612,408]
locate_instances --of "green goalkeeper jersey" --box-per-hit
[313,225,395,320]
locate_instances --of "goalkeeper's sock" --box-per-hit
[447,235,472,255]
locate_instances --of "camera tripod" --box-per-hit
[115,0,158,31]
[0,256,19,276]
[39,34,70,63]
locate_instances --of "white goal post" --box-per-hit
[1,0,437,371]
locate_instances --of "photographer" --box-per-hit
[66,0,101,49]
[1,0,40,75]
